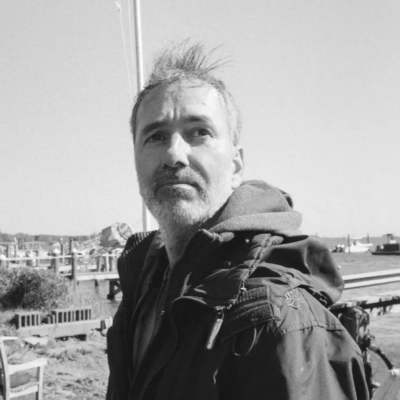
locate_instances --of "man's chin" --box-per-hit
[160,197,199,212]
[150,198,209,227]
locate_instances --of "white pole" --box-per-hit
[133,0,144,90]
[133,0,152,232]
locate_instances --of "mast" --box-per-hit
[133,0,152,231]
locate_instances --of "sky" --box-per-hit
[1,0,399,238]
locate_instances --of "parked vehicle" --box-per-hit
[372,234,400,256]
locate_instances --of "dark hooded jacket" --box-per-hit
[107,180,369,400]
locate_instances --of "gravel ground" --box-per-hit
[1,312,398,400]
[2,331,108,400]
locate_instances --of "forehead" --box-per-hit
[136,80,227,129]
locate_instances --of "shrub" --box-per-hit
[0,310,18,336]
[0,266,71,310]
[0,268,13,299]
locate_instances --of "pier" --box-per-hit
[3,251,400,307]
[2,253,121,299]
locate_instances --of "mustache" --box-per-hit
[151,167,204,190]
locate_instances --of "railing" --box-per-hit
[2,256,400,293]
[1,253,119,276]
[343,269,400,289]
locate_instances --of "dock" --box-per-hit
[3,253,121,299]
[3,253,400,306]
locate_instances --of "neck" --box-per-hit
[157,203,229,266]
[159,223,199,267]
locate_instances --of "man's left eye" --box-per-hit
[192,129,210,137]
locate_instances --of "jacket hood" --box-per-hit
[207,180,342,306]
[210,180,302,235]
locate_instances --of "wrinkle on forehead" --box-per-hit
[137,79,228,122]
[136,79,229,132]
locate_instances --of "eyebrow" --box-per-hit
[140,115,214,137]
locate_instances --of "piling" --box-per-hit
[71,252,78,290]
[54,256,60,274]
[104,253,109,272]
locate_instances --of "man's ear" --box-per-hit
[231,146,244,190]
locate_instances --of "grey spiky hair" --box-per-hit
[130,41,241,145]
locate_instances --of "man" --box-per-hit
[107,42,369,400]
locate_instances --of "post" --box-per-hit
[5,244,10,258]
[108,281,115,300]
[96,255,101,272]
[347,234,350,253]
[108,252,113,271]
[71,253,78,290]
[14,237,18,257]
[35,250,40,267]
[60,239,64,264]
[112,253,117,272]
[108,280,121,300]
[69,238,74,265]
[105,253,110,272]
[55,256,60,274]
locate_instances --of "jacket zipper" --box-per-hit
[135,286,243,396]
[206,307,225,350]
[173,296,234,351]
[139,297,232,397]
[205,281,248,350]
[145,298,231,399]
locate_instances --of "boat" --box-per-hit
[331,244,345,253]
[372,234,400,255]
[345,237,373,253]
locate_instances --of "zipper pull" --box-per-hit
[206,308,225,350]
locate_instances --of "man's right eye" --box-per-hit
[145,133,164,143]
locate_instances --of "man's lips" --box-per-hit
[158,181,196,189]
[154,179,200,194]
[152,168,204,193]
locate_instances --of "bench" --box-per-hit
[372,369,400,400]
[0,337,47,400]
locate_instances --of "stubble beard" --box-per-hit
[138,166,231,233]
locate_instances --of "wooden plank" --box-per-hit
[343,268,400,289]
[17,320,101,338]
[371,369,400,400]
[76,273,119,281]
[345,276,400,289]
[343,268,400,281]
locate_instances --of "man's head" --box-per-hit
[131,42,241,145]
[133,42,244,231]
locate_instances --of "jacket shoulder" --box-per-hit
[277,286,346,336]
[117,230,157,298]
[221,278,347,343]
[118,231,157,273]
[120,230,156,260]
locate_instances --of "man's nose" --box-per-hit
[163,134,190,168]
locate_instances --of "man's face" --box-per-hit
[134,79,244,228]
